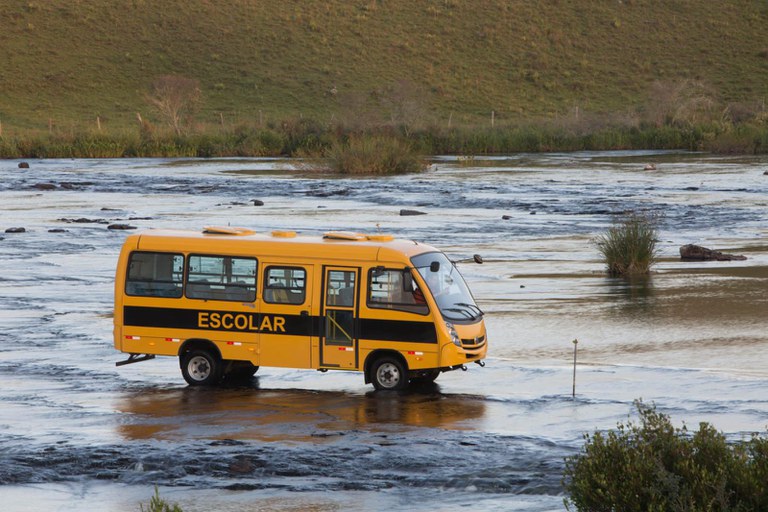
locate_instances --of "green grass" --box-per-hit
[1,1,767,134]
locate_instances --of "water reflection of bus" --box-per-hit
[114,227,487,390]
[116,386,487,441]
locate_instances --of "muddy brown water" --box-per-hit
[1,151,767,511]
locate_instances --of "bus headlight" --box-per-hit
[446,321,461,347]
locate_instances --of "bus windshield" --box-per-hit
[411,252,482,322]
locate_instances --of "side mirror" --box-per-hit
[429,261,440,272]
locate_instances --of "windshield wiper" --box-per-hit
[443,307,474,319]
[456,302,484,318]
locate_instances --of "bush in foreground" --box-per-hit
[564,401,768,512]
[595,212,659,277]
[140,487,183,512]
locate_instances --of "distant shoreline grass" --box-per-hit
[2,119,767,163]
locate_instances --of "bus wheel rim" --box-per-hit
[376,362,400,388]
[189,356,211,381]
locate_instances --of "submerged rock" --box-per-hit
[306,188,350,198]
[252,199,265,206]
[59,217,110,224]
[33,183,57,190]
[399,209,427,216]
[680,244,747,261]
[5,227,26,233]
[18,162,30,169]
[108,224,137,230]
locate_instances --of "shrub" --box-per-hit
[278,116,332,155]
[595,212,659,276]
[564,401,768,512]
[323,134,427,175]
[707,123,768,154]
[0,138,21,158]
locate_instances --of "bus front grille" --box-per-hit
[461,335,485,349]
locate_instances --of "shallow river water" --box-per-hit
[0,152,767,511]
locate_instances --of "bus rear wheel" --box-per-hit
[181,349,222,386]
[371,357,407,391]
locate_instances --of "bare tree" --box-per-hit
[644,80,718,127]
[334,80,429,135]
[335,89,386,132]
[379,80,428,136]
[145,75,202,135]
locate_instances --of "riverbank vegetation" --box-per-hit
[564,401,768,511]
[2,116,767,161]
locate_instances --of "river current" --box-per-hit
[0,152,766,511]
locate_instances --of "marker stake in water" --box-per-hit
[572,338,578,398]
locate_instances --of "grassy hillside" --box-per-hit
[1,0,767,135]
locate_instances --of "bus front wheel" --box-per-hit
[181,349,222,386]
[371,357,407,391]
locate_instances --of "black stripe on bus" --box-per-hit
[123,306,316,336]
[123,306,438,344]
[358,318,437,344]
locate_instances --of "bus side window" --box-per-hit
[367,268,429,315]
[186,255,257,302]
[126,252,184,298]
[326,270,355,307]
[263,266,306,305]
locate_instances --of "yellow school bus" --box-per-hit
[113,227,487,390]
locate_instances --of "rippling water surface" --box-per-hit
[1,152,767,511]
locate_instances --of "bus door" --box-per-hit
[320,267,359,369]
[258,264,313,368]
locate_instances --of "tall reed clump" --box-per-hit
[323,134,427,175]
[564,401,768,511]
[596,212,659,276]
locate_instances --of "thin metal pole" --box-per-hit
[572,339,578,398]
